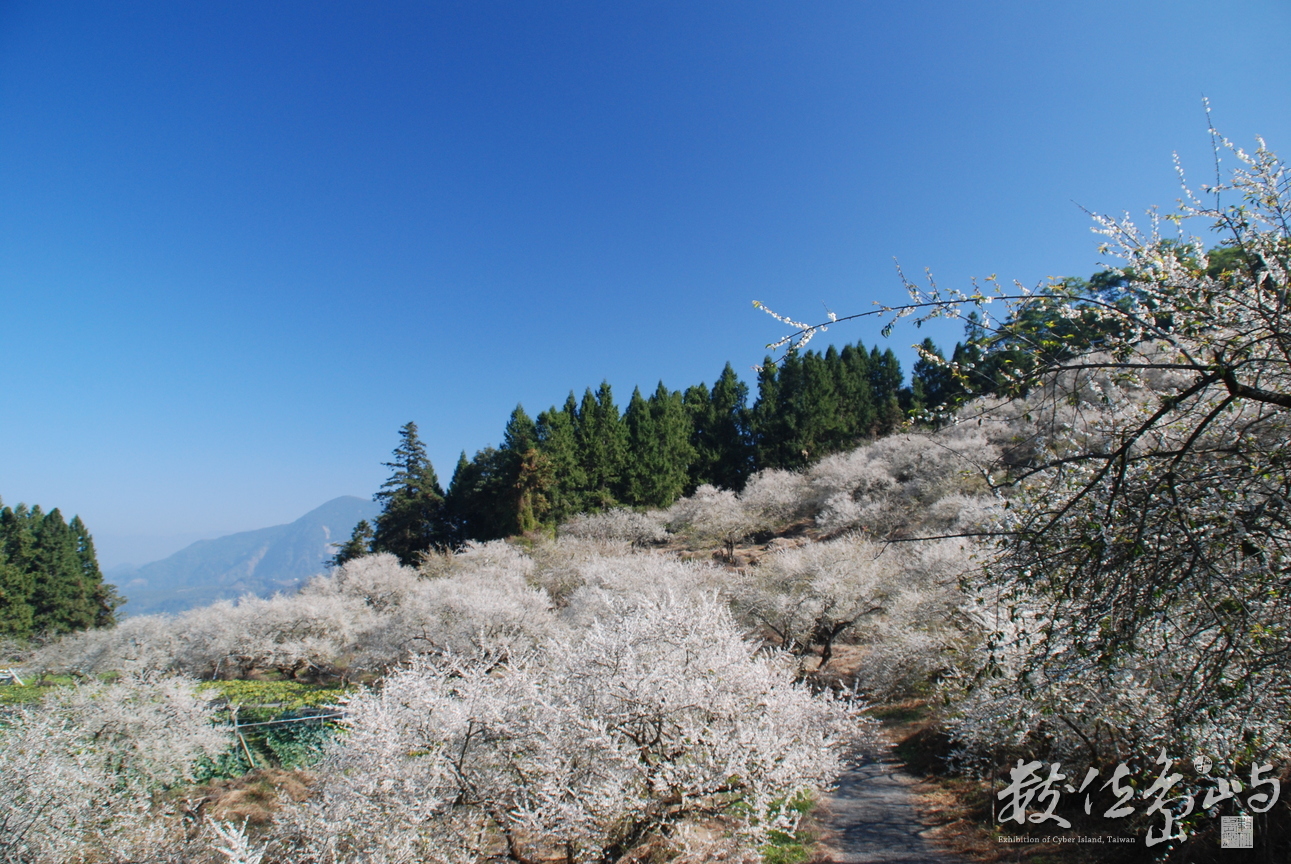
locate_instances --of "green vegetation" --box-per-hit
[0,500,119,638]
[0,674,78,706]
[348,343,926,555]
[343,292,1140,557]
[193,680,353,778]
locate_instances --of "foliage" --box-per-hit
[327,518,373,569]
[0,499,119,637]
[270,593,874,863]
[372,421,448,564]
[357,339,936,560]
[761,128,1291,770]
[0,674,229,862]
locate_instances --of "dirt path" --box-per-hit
[817,751,966,864]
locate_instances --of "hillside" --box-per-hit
[114,496,380,616]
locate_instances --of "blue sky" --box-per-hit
[2,1,1288,567]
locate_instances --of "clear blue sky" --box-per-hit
[2,1,1288,567]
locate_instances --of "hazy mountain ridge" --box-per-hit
[116,496,380,616]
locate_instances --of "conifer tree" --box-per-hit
[685,363,754,491]
[372,422,447,565]
[794,349,844,460]
[869,347,905,435]
[683,382,717,490]
[329,519,374,567]
[30,509,96,634]
[0,558,33,637]
[647,382,696,505]
[513,447,554,533]
[835,343,875,441]
[910,338,955,417]
[0,502,35,636]
[443,447,517,542]
[576,382,627,508]
[0,500,116,636]
[69,515,120,627]
[708,362,754,490]
[750,358,784,470]
[536,396,586,522]
[621,387,656,505]
[761,351,808,469]
[623,383,695,507]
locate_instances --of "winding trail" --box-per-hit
[817,751,966,864]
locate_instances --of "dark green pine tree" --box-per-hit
[443,447,514,543]
[69,515,120,627]
[329,519,374,568]
[750,358,785,471]
[30,508,97,634]
[707,363,754,489]
[869,347,905,435]
[0,500,36,636]
[910,338,957,418]
[794,348,845,460]
[621,387,656,505]
[767,350,809,470]
[576,382,627,509]
[0,558,32,637]
[685,363,754,491]
[835,343,876,441]
[0,501,115,637]
[536,395,587,522]
[647,382,696,505]
[683,382,716,490]
[622,383,694,507]
[0,502,37,576]
[372,421,448,565]
[443,452,475,544]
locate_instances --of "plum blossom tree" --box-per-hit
[272,594,873,863]
[0,675,229,863]
[759,127,1291,763]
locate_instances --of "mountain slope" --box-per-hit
[116,496,381,616]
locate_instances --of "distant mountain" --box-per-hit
[115,496,381,616]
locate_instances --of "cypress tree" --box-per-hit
[0,500,35,636]
[911,338,955,418]
[836,343,875,441]
[648,382,695,506]
[771,351,807,470]
[70,515,119,627]
[330,519,374,567]
[513,447,554,534]
[576,382,627,509]
[621,387,655,505]
[30,508,95,634]
[443,447,513,543]
[0,500,114,637]
[750,358,783,470]
[536,395,586,522]
[683,382,717,491]
[708,363,754,490]
[372,421,448,565]
[0,559,33,637]
[794,349,844,460]
[623,383,694,508]
[869,347,905,435]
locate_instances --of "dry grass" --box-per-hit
[187,768,313,827]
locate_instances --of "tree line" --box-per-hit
[0,500,119,637]
[338,338,963,565]
[341,258,1161,567]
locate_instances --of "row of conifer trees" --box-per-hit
[339,338,958,565]
[0,501,118,638]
